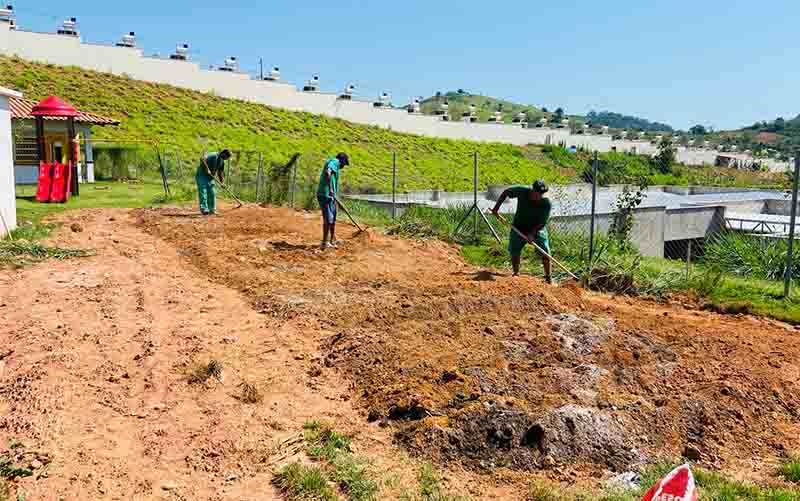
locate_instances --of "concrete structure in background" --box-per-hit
[0,86,21,236]
[348,185,792,258]
[0,22,789,172]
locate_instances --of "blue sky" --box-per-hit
[10,0,799,130]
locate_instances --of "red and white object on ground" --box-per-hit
[641,464,698,501]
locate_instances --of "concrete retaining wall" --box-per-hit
[664,206,725,241]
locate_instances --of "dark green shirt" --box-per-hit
[196,152,225,179]
[317,158,340,198]
[507,185,552,232]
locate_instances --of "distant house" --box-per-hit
[9,95,119,184]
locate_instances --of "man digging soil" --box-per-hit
[196,149,232,215]
[317,152,350,250]
[491,180,553,282]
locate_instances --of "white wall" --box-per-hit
[0,23,789,172]
[0,92,16,236]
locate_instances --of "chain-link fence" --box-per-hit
[39,140,800,300]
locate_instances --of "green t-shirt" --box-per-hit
[317,158,341,198]
[507,185,552,231]
[196,152,225,179]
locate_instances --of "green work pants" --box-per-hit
[196,175,217,214]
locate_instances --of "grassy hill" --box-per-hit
[420,91,674,133]
[695,117,800,161]
[0,56,565,193]
[421,91,548,124]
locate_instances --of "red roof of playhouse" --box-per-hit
[31,95,79,117]
[9,95,120,125]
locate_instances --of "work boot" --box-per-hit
[545,275,553,285]
[329,240,339,249]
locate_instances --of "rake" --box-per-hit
[493,212,579,281]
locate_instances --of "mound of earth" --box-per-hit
[136,206,800,481]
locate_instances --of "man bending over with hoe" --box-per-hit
[196,149,231,215]
[491,180,553,282]
[317,152,350,249]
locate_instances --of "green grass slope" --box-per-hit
[0,56,566,192]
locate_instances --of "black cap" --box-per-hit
[532,180,548,193]
[336,153,350,167]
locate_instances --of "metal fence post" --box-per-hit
[588,151,598,264]
[784,156,800,297]
[392,151,397,221]
[473,152,479,242]
[256,153,264,203]
[686,240,692,281]
[290,155,299,208]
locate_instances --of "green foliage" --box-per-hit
[399,463,469,501]
[302,421,378,501]
[653,139,677,175]
[703,232,796,281]
[330,454,378,501]
[609,180,648,251]
[586,111,673,132]
[779,455,800,483]
[273,463,338,501]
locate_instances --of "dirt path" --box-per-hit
[2,205,799,500]
[1,208,500,500]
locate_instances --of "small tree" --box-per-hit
[689,125,707,135]
[610,177,649,252]
[653,139,676,175]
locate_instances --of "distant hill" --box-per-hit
[585,111,673,133]
[689,116,800,161]
[420,91,547,124]
[419,91,673,132]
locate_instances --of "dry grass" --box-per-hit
[238,382,263,404]
[188,359,224,384]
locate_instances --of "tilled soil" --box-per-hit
[1,205,799,499]
[137,206,800,482]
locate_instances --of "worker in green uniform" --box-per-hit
[317,153,350,249]
[491,180,553,283]
[196,149,231,215]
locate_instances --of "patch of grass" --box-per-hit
[779,454,800,484]
[272,463,338,501]
[330,454,378,501]
[187,359,224,384]
[523,462,800,500]
[301,421,377,501]
[303,421,352,463]
[15,180,168,230]
[0,240,94,267]
[401,463,469,501]
[527,481,560,501]
[238,382,262,404]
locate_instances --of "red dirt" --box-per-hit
[2,205,800,499]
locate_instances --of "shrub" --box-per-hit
[704,232,795,281]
